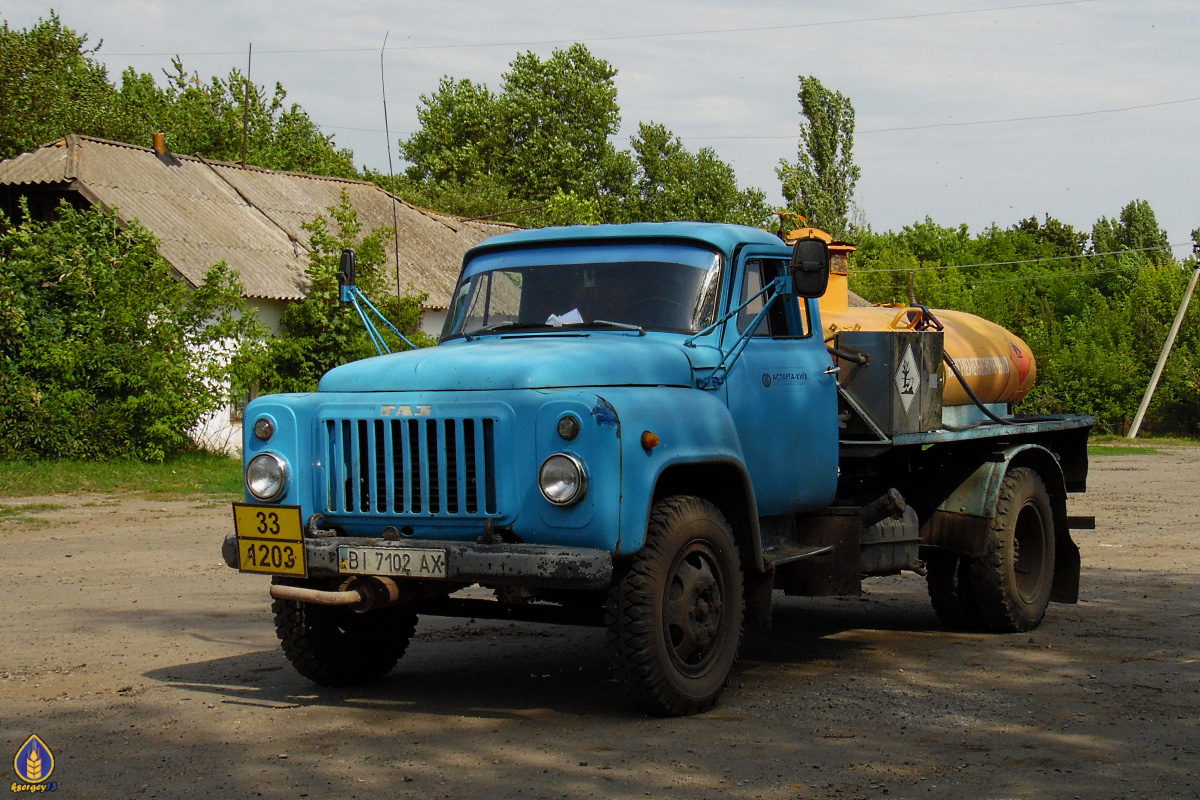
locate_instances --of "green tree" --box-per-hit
[624,122,770,226]
[243,191,433,395]
[400,77,503,186]
[498,43,625,202]
[398,44,625,211]
[115,60,357,177]
[1090,199,1172,297]
[848,205,1199,435]
[395,44,765,227]
[0,200,261,460]
[776,75,861,238]
[0,13,355,176]
[0,13,121,159]
[1092,199,1171,259]
[1012,214,1088,257]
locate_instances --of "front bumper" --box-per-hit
[221,533,613,589]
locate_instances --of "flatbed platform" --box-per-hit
[840,413,1095,458]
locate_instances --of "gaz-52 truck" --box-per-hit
[222,221,1094,716]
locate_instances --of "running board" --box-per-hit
[763,544,834,568]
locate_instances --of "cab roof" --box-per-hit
[463,221,786,265]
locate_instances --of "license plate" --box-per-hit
[233,503,303,542]
[339,546,447,578]
[232,503,306,576]
[238,539,306,576]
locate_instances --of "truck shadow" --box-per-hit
[141,593,923,720]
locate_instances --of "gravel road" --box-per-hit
[2,446,1197,799]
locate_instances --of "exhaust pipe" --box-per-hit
[269,576,403,612]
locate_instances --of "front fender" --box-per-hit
[595,387,752,556]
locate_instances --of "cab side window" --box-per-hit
[737,258,810,338]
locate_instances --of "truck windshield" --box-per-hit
[444,254,723,338]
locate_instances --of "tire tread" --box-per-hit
[606,496,743,716]
[272,594,417,686]
[969,467,1055,633]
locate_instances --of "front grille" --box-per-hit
[321,416,498,516]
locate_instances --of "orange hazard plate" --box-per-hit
[232,503,306,576]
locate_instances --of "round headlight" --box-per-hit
[538,453,588,507]
[246,453,288,501]
[253,416,275,441]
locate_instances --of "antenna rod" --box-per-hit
[241,43,252,167]
[381,32,402,307]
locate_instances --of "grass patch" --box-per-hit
[1088,445,1161,456]
[0,452,242,498]
[1089,434,1200,456]
[0,502,68,517]
[1090,434,1200,447]
[0,502,69,530]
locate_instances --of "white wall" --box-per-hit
[192,299,447,456]
[422,308,447,339]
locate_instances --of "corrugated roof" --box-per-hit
[0,135,514,305]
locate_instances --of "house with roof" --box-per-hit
[0,134,515,451]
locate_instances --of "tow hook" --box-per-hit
[269,576,403,612]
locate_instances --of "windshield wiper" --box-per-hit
[590,320,647,335]
[464,321,553,340]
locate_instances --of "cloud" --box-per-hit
[11,0,1196,249]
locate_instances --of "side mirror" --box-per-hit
[338,248,357,302]
[790,237,830,298]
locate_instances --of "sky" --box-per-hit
[7,0,1197,258]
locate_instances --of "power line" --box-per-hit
[641,96,1200,141]
[953,263,1152,285]
[854,260,1187,289]
[853,242,1189,274]
[315,93,1200,143]
[101,0,1097,57]
[860,96,1200,134]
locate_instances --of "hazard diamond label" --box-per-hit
[894,344,920,413]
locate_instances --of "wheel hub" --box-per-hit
[1013,500,1048,603]
[664,544,725,673]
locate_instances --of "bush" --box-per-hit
[0,200,262,460]
[848,209,1199,435]
[238,190,433,395]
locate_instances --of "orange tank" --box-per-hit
[814,239,1036,407]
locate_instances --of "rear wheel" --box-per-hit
[926,551,986,631]
[607,496,744,716]
[970,467,1056,632]
[272,587,417,686]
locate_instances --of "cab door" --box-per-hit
[724,246,838,515]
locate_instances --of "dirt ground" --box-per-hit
[1,447,1197,800]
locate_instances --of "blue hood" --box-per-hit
[318,334,697,392]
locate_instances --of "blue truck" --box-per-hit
[222,222,1094,716]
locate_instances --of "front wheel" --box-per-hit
[606,496,744,716]
[272,586,418,686]
[970,467,1056,632]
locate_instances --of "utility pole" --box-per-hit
[1127,242,1200,438]
[241,43,252,168]
[380,32,402,305]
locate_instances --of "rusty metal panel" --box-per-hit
[777,509,860,597]
[922,509,990,556]
[860,506,921,573]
